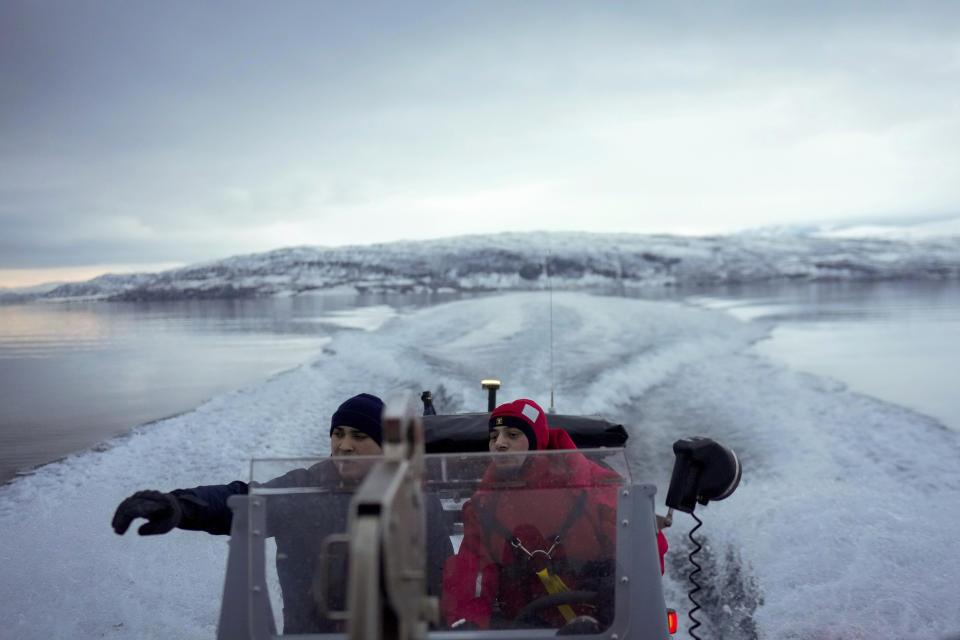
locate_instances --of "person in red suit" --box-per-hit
[441,398,668,631]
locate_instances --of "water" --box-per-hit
[2,288,960,639]
[688,279,960,433]
[0,292,464,484]
[2,280,958,485]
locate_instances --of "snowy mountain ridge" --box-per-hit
[7,230,960,302]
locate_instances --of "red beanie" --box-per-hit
[489,398,577,451]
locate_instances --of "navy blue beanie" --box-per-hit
[330,393,384,446]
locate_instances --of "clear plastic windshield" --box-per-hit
[238,449,664,638]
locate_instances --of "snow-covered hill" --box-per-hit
[10,230,960,302]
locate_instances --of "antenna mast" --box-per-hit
[547,243,555,413]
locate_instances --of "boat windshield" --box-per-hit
[239,448,654,638]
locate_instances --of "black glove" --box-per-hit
[112,490,183,536]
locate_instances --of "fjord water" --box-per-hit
[0,293,455,484]
[3,281,957,487]
[2,286,960,639]
[688,279,960,433]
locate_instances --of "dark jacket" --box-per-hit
[171,460,452,634]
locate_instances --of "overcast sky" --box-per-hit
[2,1,959,287]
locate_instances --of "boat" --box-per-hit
[214,383,741,640]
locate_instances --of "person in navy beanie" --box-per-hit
[330,392,384,450]
[111,392,452,634]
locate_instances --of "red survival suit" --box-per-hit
[441,399,668,630]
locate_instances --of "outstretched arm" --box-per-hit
[112,481,249,536]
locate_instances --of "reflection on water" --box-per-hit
[0,291,469,483]
[0,305,113,356]
[4,281,957,483]
[689,280,960,432]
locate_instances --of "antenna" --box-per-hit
[481,379,501,412]
[546,242,555,413]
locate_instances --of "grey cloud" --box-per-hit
[2,1,960,271]
[0,226,215,269]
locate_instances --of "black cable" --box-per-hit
[687,512,703,640]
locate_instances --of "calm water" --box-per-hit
[2,282,958,484]
[0,292,464,484]
[688,280,960,433]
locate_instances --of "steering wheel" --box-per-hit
[513,590,598,627]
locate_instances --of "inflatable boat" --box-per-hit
[215,384,740,640]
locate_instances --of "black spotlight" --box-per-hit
[665,437,742,514]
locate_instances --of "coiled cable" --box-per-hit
[687,512,703,640]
